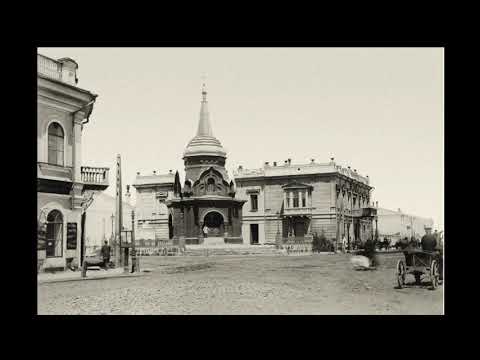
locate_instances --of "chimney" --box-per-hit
[311,159,315,164]
[136,172,140,176]
[273,162,277,166]
[288,158,291,165]
[153,170,156,175]
[265,162,269,166]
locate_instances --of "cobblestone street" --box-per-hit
[38,253,443,315]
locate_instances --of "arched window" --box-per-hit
[48,122,64,166]
[207,178,215,193]
[46,210,63,257]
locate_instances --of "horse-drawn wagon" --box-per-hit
[396,248,441,290]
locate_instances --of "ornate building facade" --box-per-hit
[37,54,109,271]
[133,85,245,245]
[234,159,377,247]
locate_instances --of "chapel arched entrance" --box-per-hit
[203,211,224,236]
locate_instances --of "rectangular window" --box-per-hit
[293,191,299,208]
[250,194,258,211]
[301,192,306,207]
[233,207,239,218]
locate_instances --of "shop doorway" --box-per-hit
[250,224,259,244]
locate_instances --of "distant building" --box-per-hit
[132,172,175,242]
[377,207,434,242]
[37,53,109,271]
[234,159,376,246]
[84,191,133,251]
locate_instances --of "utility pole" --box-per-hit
[131,210,138,272]
[115,154,123,267]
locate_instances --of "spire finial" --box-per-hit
[201,73,207,102]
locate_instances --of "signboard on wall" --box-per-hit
[67,222,77,249]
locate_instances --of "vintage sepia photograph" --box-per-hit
[36,46,444,315]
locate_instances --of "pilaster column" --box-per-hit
[72,113,83,183]
[283,192,287,209]
[289,191,293,208]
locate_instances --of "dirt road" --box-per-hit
[37,253,443,315]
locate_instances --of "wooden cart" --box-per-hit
[396,248,441,290]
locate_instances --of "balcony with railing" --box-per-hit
[81,167,109,191]
[283,206,313,216]
[38,54,78,86]
[352,207,377,218]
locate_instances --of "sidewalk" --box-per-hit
[38,267,148,284]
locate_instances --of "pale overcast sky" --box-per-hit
[38,47,444,230]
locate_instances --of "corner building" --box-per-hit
[234,159,376,246]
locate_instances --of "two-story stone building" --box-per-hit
[37,53,109,271]
[133,171,175,243]
[234,159,377,247]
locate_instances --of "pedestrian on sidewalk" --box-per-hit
[203,225,208,238]
[101,241,111,270]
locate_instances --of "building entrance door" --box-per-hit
[250,224,259,244]
[294,218,305,237]
[204,211,224,236]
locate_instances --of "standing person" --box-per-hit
[101,241,111,270]
[363,238,378,267]
[436,231,444,280]
[421,227,437,252]
[342,235,347,253]
[203,225,208,238]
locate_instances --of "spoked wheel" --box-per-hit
[414,273,422,285]
[396,260,406,288]
[430,260,439,290]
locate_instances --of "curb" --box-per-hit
[38,272,147,285]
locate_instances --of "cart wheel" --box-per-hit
[396,260,406,288]
[414,273,421,285]
[430,260,439,290]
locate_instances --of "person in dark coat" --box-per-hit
[363,238,378,267]
[101,241,111,269]
[421,228,437,252]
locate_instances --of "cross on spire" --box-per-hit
[201,73,207,102]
